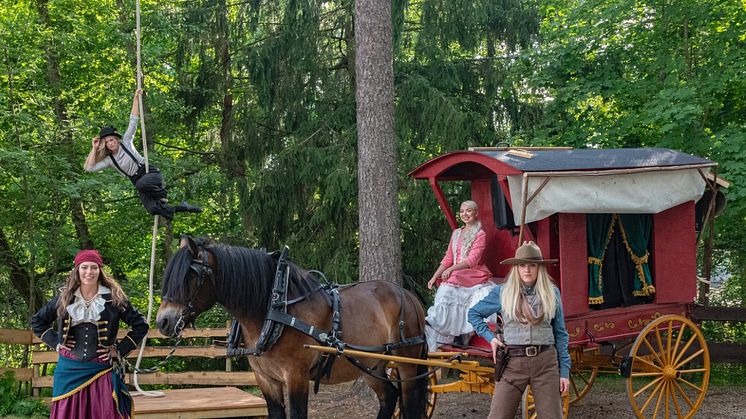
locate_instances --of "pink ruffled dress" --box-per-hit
[425,227,496,351]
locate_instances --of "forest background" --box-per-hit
[1,0,745,372]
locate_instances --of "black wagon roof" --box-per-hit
[477,147,715,172]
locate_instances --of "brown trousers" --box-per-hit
[488,347,562,419]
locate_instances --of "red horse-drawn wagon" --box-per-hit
[405,146,724,418]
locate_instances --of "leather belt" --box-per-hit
[506,344,553,357]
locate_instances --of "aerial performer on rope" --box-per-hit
[84,89,202,221]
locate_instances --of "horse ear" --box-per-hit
[179,235,199,256]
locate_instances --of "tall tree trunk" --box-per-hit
[355,0,401,284]
[35,0,94,251]
[217,0,239,177]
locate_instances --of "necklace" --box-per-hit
[80,290,98,307]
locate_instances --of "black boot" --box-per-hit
[174,201,203,214]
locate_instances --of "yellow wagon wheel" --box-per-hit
[521,385,570,418]
[569,347,599,404]
[625,314,710,419]
[390,366,438,419]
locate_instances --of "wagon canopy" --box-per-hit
[409,147,716,224]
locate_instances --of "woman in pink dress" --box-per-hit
[425,200,495,351]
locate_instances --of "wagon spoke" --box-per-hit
[665,380,671,419]
[634,354,663,371]
[633,376,663,399]
[665,319,674,366]
[670,378,684,418]
[631,372,667,378]
[672,334,699,367]
[674,349,705,370]
[647,379,666,417]
[670,323,687,366]
[672,379,695,408]
[570,376,580,397]
[677,367,707,374]
[642,337,666,368]
[677,376,704,393]
[654,327,667,364]
[569,364,597,405]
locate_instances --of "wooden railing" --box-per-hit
[0,325,258,393]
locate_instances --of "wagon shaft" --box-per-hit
[430,370,494,395]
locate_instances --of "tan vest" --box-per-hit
[502,316,555,345]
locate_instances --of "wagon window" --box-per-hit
[490,175,516,230]
[588,213,655,309]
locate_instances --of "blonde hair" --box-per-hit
[92,138,109,163]
[500,264,557,323]
[461,200,478,212]
[456,200,481,261]
[56,265,128,317]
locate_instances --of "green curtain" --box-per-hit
[587,214,613,305]
[618,214,655,297]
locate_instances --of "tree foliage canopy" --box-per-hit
[1,0,744,335]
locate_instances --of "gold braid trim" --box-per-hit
[588,215,617,305]
[617,217,655,296]
[588,296,605,305]
[588,257,604,305]
[112,388,133,419]
[51,368,113,401]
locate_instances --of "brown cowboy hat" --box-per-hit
[500,241,557,265]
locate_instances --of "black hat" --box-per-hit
[98,125,121,139]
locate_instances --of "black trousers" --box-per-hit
[132,168,174,219]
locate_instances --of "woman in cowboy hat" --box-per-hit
[31,249,148,418]
[84,89,202,221]
[468,241,570,419]
[425,200,496,351]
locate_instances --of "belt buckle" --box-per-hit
[525,346,538,357]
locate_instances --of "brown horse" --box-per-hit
[156,236,429,419]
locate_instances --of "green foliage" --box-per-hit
[710,364,746,386]
[1,0,745,354]
[0,372,48,417]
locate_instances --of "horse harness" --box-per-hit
[209,247,426,388]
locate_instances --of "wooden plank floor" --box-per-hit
[133,387,268,418]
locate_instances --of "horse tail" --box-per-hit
[400,288,429,419]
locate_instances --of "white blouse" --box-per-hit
[66,285,110,326]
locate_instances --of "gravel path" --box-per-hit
[307,377,746,418]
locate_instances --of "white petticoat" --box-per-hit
[425,282,497,351]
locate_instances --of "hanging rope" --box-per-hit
[130,0,164,398]
[135,0,149,174]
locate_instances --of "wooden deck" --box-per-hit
[133,387,268,418]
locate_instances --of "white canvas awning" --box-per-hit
[507,168,709,224]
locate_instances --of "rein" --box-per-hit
[124,251,214,375]
[186,245,426,388]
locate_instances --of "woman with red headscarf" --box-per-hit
[31,249,148,418]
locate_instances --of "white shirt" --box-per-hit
[86,116,143,177]
[66,285,110,326]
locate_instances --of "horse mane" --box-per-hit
[163,239,324,320]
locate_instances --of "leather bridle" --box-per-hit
[166,249,214,337]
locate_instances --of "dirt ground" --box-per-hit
[306,377,746,418]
